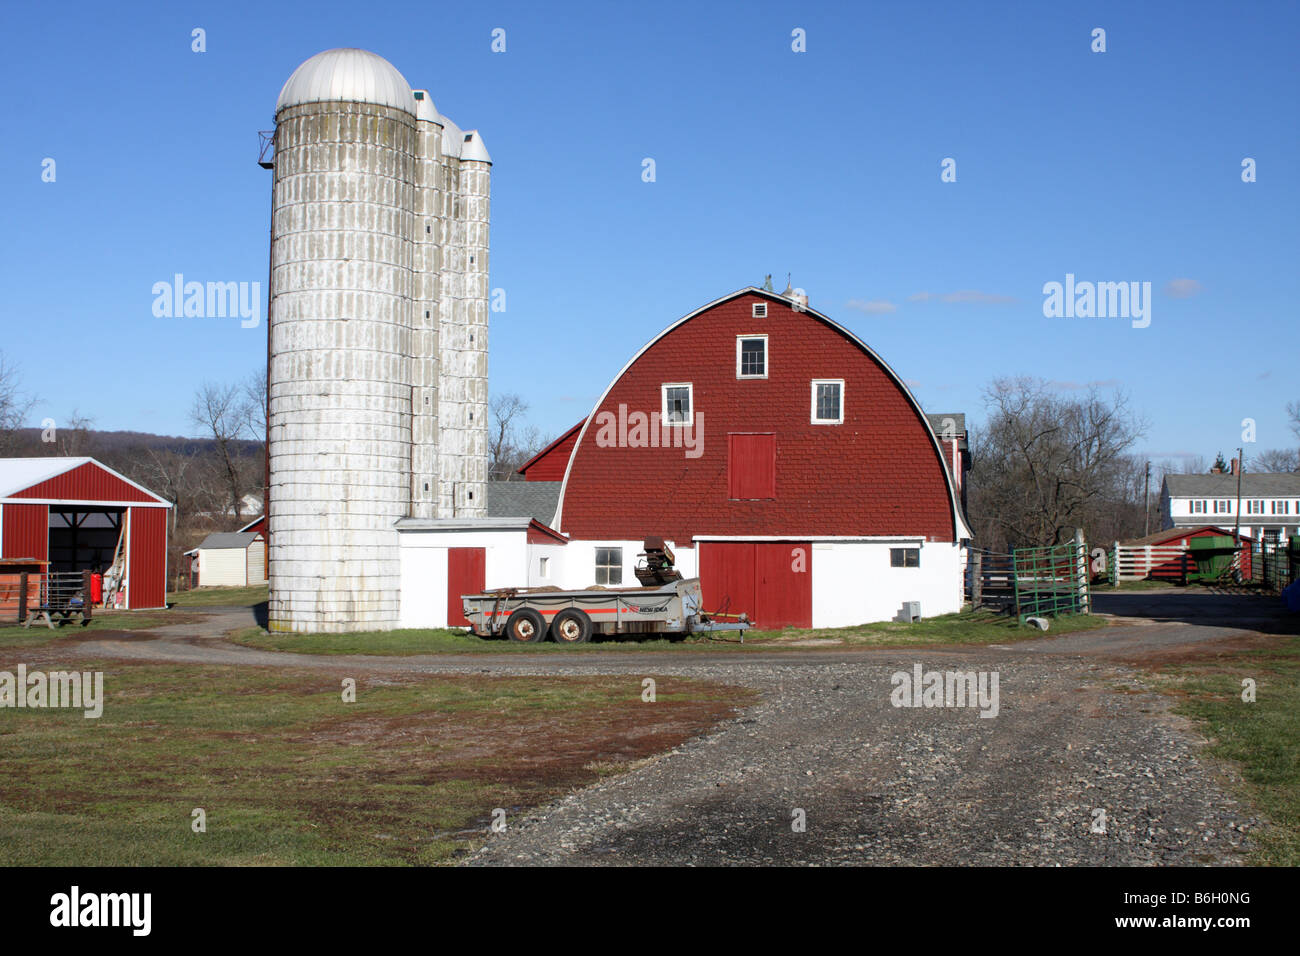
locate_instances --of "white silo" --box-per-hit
[267,48,491,633]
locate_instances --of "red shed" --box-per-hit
[0,458,172,609]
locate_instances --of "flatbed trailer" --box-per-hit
[461,577,750,644]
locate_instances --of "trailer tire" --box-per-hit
[505,608,546,643]
[550,608,592,644]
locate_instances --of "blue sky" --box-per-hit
[2,0,1297,463]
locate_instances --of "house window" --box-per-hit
[1213,499,1232,514]
[1189,500,1206,514]
[811,380,844,424]
[890,547,920,568]
[736,335,767,379]
[1246,500,1265,515]
[1272,500,1291,515]
[595,547,622,585]
[538,557,549,578]
[728,433,776,500]
[661,383,693,426]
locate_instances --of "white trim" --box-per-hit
[660,382,694,427]
[0,497,170,508]
[810,379,845,425]
[751,302,768,318]
[552,287,975,540]
[693,534,930,543]
[735,334,768,379]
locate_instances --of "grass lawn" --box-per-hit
[168,585,268,608]
[0,611,173,650]
[230,608,1109,656]
[1146,636,1300,866]
[0,657,752,865]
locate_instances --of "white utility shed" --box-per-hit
[196,531,266,587]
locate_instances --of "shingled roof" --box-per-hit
[1164,473,1300,497]
[487,481,562,524]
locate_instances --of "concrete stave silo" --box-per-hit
[267,48,490,633]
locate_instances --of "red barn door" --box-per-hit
[700,541,811,630]
[447,548,486,627]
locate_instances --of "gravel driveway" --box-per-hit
[48,589,1291,865]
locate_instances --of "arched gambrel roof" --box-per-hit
[552,287,973,540]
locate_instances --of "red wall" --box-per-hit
[558,293,957,544]
[11,461,156,503]
[1,504,49,562]
[127,506,167,609]
[519,422,582,481]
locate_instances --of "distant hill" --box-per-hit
[10,428,262,458]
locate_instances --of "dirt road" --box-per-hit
[40,589,1295,865]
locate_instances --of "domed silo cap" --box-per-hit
[276,48,415,114]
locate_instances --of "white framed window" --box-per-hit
[890,547,920,568]
[810,379,844,424]
[1272,499,1291,515]
[1189,499,1206,514]
[595,547,622,585]
[1213,499,1232,514]
[736,335,767,379]
[1246,499,1265,515]
[752,302,767,318]
[661,383,693,426]
[538,556,549,578]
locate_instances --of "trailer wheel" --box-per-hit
[551,608,592,644]
[505,608,546,643]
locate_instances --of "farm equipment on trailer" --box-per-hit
[461,576,750,643]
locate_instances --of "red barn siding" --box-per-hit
[558,293,957,544]
[11,461,156,503]
[127,506,167,609]
[728,434,776,500]
[1,504,49,562]
[518,422,583,481]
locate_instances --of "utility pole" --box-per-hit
[1233,447,1244,544]
[1143,460,1151,536]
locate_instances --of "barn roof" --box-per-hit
[550,287,974,540]
[487,481,562,524]
[198,532,260,550]
[1120,524,1249,547]
[0,457,171,506]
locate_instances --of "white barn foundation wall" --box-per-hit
[810,540,963,628]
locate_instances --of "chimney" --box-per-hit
[1231,457,1240,476]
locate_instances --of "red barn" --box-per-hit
[484,288,973,629]
[0,458,172,609]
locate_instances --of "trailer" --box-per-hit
[461,576,750,644]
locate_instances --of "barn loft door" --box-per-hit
[447,548,486,627]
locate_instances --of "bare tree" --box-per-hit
[490,393,549,480]
[0,352,37,455]
[242,366,268,444]
[190,382,251,521]
[968,377,1146,550]
[1253,448,1300,473]
[1289,400,1300,440]
[55,410,95,456]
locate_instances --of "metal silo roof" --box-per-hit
[276,48,415,114]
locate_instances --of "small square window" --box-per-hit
[538,556,549,578]
[811,379,844,424]
[661,383,693,425]
[890,547,920,568]
[737,335,767,378]
[595,547,622,585]
[752,302,767,318]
